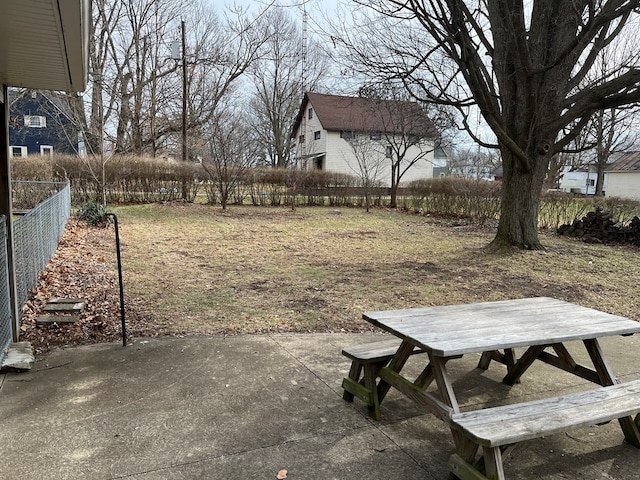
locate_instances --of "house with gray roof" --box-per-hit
[606,152,640,201]
[291,92,439,187]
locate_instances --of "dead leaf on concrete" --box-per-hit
[276,468,288,479]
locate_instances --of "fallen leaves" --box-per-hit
[276,469,288,479]
[19,219,152,355]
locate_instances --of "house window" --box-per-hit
[25,115,46,128]
[340,131,355,139]
[588,179,595,187]
[10,146,27,158]
[40,145,54,156]
[308,108,313,119]
[386,146,393,158]
[370,133,381,140]
[314,131,321,140]
[299,134,305,144]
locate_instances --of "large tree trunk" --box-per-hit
[489,148,548,251]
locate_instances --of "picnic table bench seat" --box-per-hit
[448,379,640,480]
[341,339,425,420]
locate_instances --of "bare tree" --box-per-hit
[182,2,272,160]
[64,0,271,160]
[336,1,640,249]
[343,132,386,212]
[590,107,639,195]
[358,86,445,207]
[249,7,327,168]
[558,42,640,196]
[201,107,261,210]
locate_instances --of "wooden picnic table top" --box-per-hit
[363,297,640,357]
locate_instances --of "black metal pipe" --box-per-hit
[105,213,126,346]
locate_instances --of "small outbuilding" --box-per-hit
[605,152,640,201]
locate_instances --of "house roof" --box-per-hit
[0,0,89,92]
[292,92,439,139]
[606,151,640,172]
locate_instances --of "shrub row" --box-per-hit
[403,177,501,224]
[11,155,640,230]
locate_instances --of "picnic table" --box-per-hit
[349,297,640,480]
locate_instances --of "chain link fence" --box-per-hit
[0,217,12,362]
[0,181,71,364]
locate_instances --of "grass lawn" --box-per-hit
[108,203,640,336]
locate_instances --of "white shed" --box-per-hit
[606,152,640,201]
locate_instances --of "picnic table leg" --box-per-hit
[415,355,462,390]
[364,363,382,421]
[414,363,434,389]
[428,351,475,480]
[477,351,493,370]
[430,353,460,413]
[503,345,547,386]
[584,338,640,448]
[449,443,512,480]
[482,446,506,480]
[478,350,518,383]
[342,360,363,402]
[376,340,416,403]
[447,437,480,480]
[503,348,517,373]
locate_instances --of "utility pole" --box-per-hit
[181,19,187,162]
[301,5,308,95]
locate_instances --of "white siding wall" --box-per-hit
[293,105,435,186]
[294,129,434,187]
[396,143,435,184]
[606,172,640,201]
[294,107,326,165]
[324,131,360,177]
[324,133,435,187]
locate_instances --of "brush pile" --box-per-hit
[557,207,640,245]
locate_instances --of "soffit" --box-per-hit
[0,0,88,92]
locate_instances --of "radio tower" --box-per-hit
[301,3,308,95]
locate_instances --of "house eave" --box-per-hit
[0,0,89,92]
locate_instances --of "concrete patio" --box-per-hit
[1,333,640,479]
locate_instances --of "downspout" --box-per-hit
[0,85,20,341]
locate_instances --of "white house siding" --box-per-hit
[295,107,326,165]
[295,130,435,187]
[394,143,435,184]
[324,133,434,187]
[606,171,640,201]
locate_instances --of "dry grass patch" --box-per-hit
[116,204,640,335]
[23,203,640,352]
